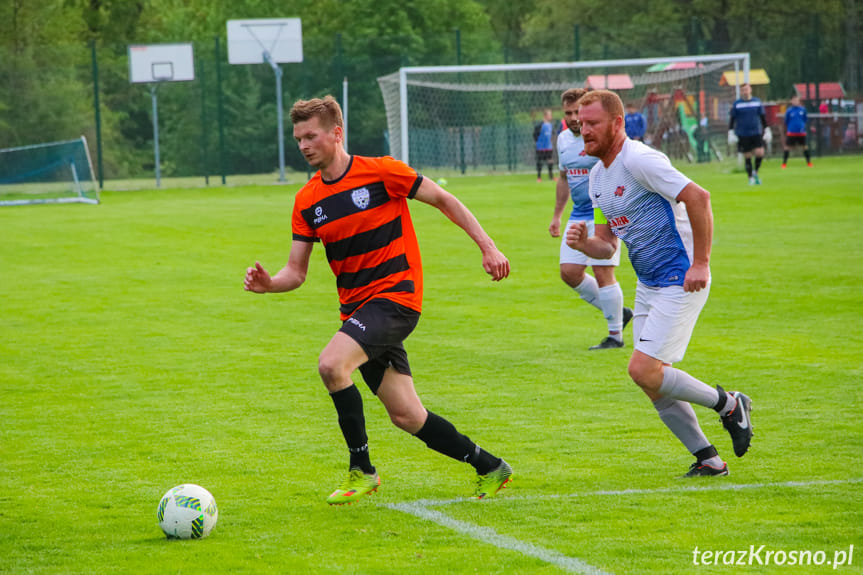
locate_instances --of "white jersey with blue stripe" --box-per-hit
[558,129,599,220]
[589,139,693,287]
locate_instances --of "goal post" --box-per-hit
[0,136,100,206]
[378,53,751,171]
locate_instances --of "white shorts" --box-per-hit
[632,281,710,364]
[559,219,621,266]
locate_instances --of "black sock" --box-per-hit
[755,156,763,171]
[804,150,811,163]
[693,445,718,463]
[330,385,374,474]
[536,164,542,179]
[745,158,752,177]
[414,411,501,474]
[783,150,789,163]
[712,385,729,413]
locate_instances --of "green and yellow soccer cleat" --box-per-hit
[326,468,380,505]
[475,459,513,499]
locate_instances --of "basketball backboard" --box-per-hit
[128,43,195,83]
[227,18,303,65]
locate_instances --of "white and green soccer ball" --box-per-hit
[157,484,218,539]
[436,177,448,186]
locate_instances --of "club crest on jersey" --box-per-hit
[351,187,371,209]
[614,185,625,197]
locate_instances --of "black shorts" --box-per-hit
[339,298,420,394]
[536,149,553,163]
[785,135,806,147]
[737,135,764,153]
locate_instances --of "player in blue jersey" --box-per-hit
[728,83,769,185]
[550,88,632,349]
[624,103,647,142]
[782,95,812,168]
[534,109,555,182]
[567,90,754,477]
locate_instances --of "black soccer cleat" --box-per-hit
[681,460,729,478]
[589,336,624,350]
[720,390,753,457]
[622,307,633,330]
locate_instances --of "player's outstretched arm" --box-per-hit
[414,178,510,281]
[676,182,712,292]
[244,240,314,294]
[550,172,569,237]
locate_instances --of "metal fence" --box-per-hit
[1,38,860,187]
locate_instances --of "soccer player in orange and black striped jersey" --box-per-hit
[244,96,512,504]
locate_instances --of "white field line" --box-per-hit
[382,477,862,575]
[386,500,612,575]
[392,476,863,508]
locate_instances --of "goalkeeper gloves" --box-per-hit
[762,128,772,143]
[727,130,738,145]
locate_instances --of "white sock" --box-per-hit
[573,275,601,310]
[701,455,725,469]
[718,392,737,417]
[598,282,624,338]
[658,367,720,409]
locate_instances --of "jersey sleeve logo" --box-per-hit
[615,185,625,197]
[351,187,370,209]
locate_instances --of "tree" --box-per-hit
[0,0,93,147]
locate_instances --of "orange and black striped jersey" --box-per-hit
[292,155,424,320]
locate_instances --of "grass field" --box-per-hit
[2,155,861,574]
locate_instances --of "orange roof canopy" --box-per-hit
[794,82,845,100]
[585,74,634,90]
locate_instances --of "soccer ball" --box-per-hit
[157,484,218,539]
[437,177,448,186]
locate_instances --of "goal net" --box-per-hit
[0,136,100,206]
[378,53,751,172]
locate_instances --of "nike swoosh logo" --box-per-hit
[735,395,750,430]
[639,338,653,342]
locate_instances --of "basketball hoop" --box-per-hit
[128,43,196,188]
[227,19,304,183]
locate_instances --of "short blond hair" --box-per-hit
[561,88,588,107]
[577,90,624,120]
[289,95,343,129]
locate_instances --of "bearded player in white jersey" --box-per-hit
[566,90,754,477]
[550,88,632,350]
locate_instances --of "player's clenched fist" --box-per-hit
[565,220,588,250]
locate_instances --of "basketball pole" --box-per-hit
[263,51,286,183]
[227,19,302,184]
[150,83,161,188]
[128,43,195,189]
